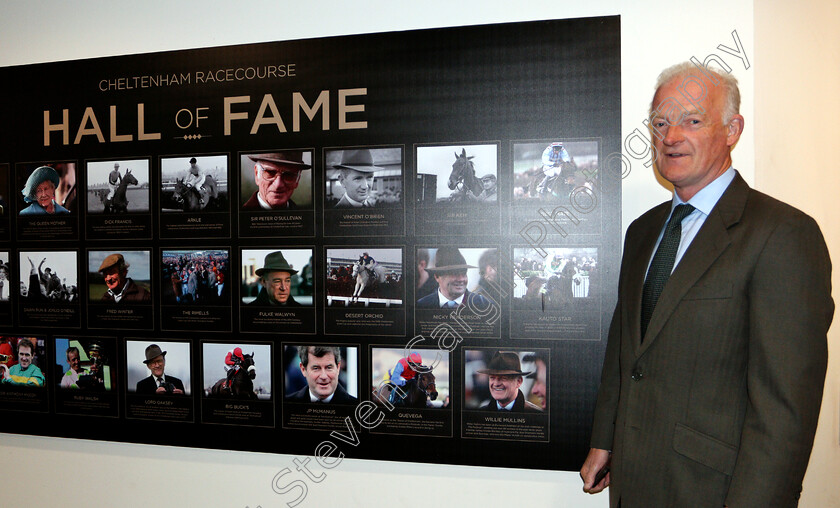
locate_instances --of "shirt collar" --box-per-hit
[310,389,335,403]
[672,166,736,215]
[437,290,465,307]
[343,194,365,207]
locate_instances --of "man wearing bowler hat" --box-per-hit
[416,247,491,309]
[98,253,151,303]
[135,344,185,395]
[333,149,382,208]
[243,151,311,210]
[477,351,542,412]
[249,251,302,306]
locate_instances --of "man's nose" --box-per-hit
[661,123,684,145]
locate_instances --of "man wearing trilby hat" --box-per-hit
[249,251,302,306]
[477,351,542,412]
[135,344,185,395]
[243,151,311,210]
[416,247,492,309]
[333,149,381,208]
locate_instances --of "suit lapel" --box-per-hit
[638,174,749,354]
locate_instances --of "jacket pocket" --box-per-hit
[672,422,738,475]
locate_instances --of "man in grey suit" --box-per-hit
[580,62,833,507]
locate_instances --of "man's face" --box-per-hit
[483,263,498,283]
[435,270,468,300]
[488,374,522,406]
[530,359,547,409]
[300,352,340,400]
[67,350,81,373]
[339,169,373,203]
[147,355,165,378]
[255,161,301,208]
[481,177,496,191]
[650,75,744,201]
[263,270,292,304]
[102,266,127,291]
[35,180,56,207]
[18,345,32,369]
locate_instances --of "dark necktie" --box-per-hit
[640,204,695,339]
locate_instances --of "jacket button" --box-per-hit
[631,371,643,381]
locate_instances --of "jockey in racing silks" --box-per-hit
[107,162,122,200]
[183,157,207,205]
[224,347,244,389]
[388,352,423,404]
[358,252,377,280]
[536,142,571,196]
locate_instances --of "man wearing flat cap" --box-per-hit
[98,253,151,303]
[478,351,542,412]
[250,251,302,306]
[243,151,311,210]
[135,344,185,395]
[416,247,491,309]
[333,149,381,208]
[466,174,498,203]
[20,166,70,215]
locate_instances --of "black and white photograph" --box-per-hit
[87,250,153,330]
[0,251,9,302]
[160,249,231,332]
[125,339,193,421]
[85,158,152,239]
[17,250,81,328]
[87,159,151,214]
[15,162,79,240]
[370,345,452,437]
[201,342,273,427]
[0,336,49,412]
[238,150,314,237]
[323,146,404,236]
[54,336,119,417]
[159,154,230,238]
[282,344,360,431]
[462,348,549,442]
[511,246,601,339]
[0,163,9,239]
[414,246,501,339]
[240,248,315,334]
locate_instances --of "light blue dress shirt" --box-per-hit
[647,167,736,275]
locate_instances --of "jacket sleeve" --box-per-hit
[590,300,622,450]
[726,213,833,507]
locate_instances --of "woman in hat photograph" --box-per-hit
[19,166,70,215]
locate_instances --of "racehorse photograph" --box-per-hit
[202,343,271,400]
[370,347,450,409]
[86,159,151,214]
[325,248,403,307]
[511,140,599,202]
[415,144,497,205]
[159,155,229,212]
[512,246,599,309]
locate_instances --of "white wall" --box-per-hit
[2,1,834,507]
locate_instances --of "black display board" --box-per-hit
[0,16,620,472]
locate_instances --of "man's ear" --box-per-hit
[726,114,745,147]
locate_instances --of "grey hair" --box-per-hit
[650,61,740,124]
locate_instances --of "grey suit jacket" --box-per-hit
[591,173,833,507]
